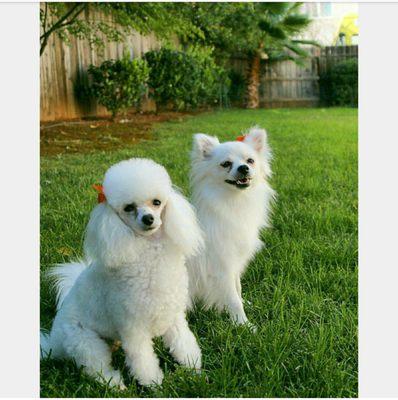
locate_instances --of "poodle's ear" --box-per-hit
[84,204,134,267]
[192,133,219,159]
[163,189,204,258]
[243,126,272,178]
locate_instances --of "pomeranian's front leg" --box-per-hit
[222,274,257,332]
[122,329,163,386]
[221,276,248,325]
[162,313,202,371]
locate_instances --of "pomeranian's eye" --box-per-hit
[124,203,136,212]
[153,199,161,206]
[247,158,255,165]
[220,161,232,168]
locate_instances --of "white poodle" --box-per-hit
[187,127,275,327]
[41,158,203,388]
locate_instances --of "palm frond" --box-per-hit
[258,2,290,16]
[282,14,311,31]
[287,2,305,13]
[258,20,287,40]
[283,41,311,58]
[292,39,322,47]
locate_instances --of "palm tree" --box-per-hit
[182,2,315,109]
[244,3,314,108]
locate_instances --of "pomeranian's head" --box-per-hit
[191,126,271,193]
[84,158,203,267]
[103,158,171,237]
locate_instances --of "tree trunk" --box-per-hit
[245,54,261,109]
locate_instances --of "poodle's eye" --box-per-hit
[247,158,255,165]
[124,203,136,213]
[220,161,232,168]
[152,199,161,206]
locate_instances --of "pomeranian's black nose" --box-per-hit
[238,164,249,175]
[142,214,154,226]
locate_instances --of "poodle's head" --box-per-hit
[191,126,272,193]
[103,158,171,237]
[85,158,203,266]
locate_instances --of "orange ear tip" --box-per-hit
[236,135,246,142]
[97,193,106,203]
[92,184,106,203]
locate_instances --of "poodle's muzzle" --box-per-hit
[113,204,162,236]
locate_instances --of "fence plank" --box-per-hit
[229,45,358,109]
[40,7,359,121]
[40,6,159,122]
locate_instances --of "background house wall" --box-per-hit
[300,2,359,46]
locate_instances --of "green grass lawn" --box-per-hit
[40,108,358,397]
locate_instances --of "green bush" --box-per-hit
[88,55,149,119]
[320,58,358,107]
[144,47,230,110]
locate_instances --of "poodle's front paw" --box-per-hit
[136,366,164,387]
[185,347,202,372]
[102,370,126,390]
[234,318,257,333]
[114,381,127,391]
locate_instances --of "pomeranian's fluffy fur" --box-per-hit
[41,158,203,388]
[187,127,275,326]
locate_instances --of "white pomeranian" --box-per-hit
[187,127,275,327]
[41,158,203,388]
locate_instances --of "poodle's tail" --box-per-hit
[40,331,52,359]
[40,329,64,359]
[47,260,88,310]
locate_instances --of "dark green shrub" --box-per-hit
[144,47,230,110]
[88,55,149,119]
[228,69,246,106]
[320,58,358,107]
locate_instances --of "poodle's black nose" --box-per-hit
[238,164,249,175]
[142,214,154,226]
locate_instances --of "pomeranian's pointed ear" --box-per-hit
[244,126,272,178]
[243,126,268,154]
[193,133,219,159]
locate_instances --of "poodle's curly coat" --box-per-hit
[41,158,203,388]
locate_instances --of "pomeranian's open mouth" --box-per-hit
[225,177,252,189]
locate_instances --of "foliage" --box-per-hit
[40,3,313,61]
[178,3,316,108]
[320,59,358,106]
[40,3,202,56]
[88,55,149,118]
[181,3,314,62]
[144,47,230,110]
[41,108,358,398]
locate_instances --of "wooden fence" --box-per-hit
[40,10,358,122]
[40,7,160,122]
[230,45,358,108]
[318,45,358,75]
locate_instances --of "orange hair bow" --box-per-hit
[93,184,106,203]
[236,135,246,142]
